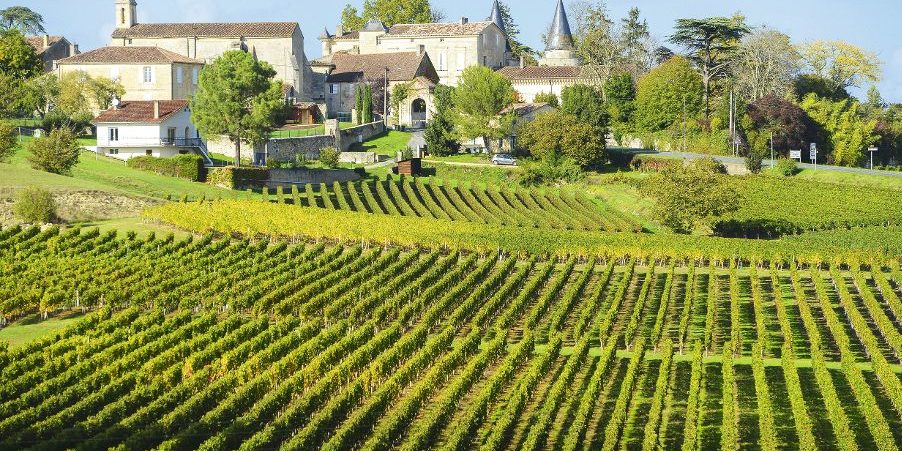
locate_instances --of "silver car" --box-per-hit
[491,154,517,166]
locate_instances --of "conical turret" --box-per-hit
[546,0,574,51]
[489,0,511,51]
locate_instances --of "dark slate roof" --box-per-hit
[25,35,66,54]
[325,52,438,83]
[362,19,388,32]
[546,0,574,51]
[488,1,511,51]
[92,100,189,124]
[58,46,202,65]
[497,65,585,80]
[111,22,298,39]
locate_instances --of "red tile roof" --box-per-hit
[111,22,298,39]
[58,46,202,65]
[25,35,65,54]
[92,100,190,124]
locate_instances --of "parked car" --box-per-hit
[491,154,517,166]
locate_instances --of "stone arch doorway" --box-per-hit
[411,98,427,129]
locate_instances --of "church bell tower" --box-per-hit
[116,0,137,29]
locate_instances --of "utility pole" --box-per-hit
[770,132,774,168]
[729,90,734,156]
[383,67,389,126]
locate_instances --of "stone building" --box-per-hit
[25,35,79,72]
[312,51,439,128]
[56,46,204,102]
[318,2,510,87]
[498,0,589,103]
[108,0,310,101]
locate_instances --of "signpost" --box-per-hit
[789,150,802,161]
[810,143,817,167]
[868,147,878,170]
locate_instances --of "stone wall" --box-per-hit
[268,168,361,187]
[337,121,385,151]
[266,135,334,162]
[339,152,378,164]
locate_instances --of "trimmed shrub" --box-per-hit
[14,186,57,224]
[26,128,80,174]
[773,158,799,176]
[127,154,205,181]
[207,166,270,189]
[320,146,341,168]
[692,157,728,174]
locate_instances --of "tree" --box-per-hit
[533,92,559,107]
[517,110,606,168]
[354,85,365,124]
[794,74,849,101]
[26,128,80,174]
[341,4,365,31]
[561,84,607,131]
[733,29,801,101]
[801,93,877,167]
[799,40,882,92]
[0,6,45,35]
[620,7,653,79]
[603,72,635,140]
[0,29,42,80]
[0,121,17,162]
[670,16,750,120]
[54,71,124,116]
[573,1,620,87]
[642,159,740,233]
[21,72,59,118]
[452,65,515,153]
[362,0,432,27]
[742,94,818,158]
[13,186,56,224]
[424,85,459,156]
[494,1,536,64]
[191,51,284,167]
[635,56,704,132]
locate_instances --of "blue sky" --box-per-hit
[12,0,902,102]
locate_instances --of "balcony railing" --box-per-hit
[97,138,205,148]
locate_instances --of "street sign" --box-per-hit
[789,150,802,160]
[809,143,817,164]
[868,147,879,169]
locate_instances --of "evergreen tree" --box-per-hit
[424,85,459,156]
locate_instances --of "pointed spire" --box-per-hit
[489,1,511,51]
[546,0,574,51]
[319,26,332,40]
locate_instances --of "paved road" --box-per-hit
[617,148,902,178]
[421,159,520,170]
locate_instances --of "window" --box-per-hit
[457,52,465,72]
[483,56,488,65]
[419,45,425,54]
[329,84,338,94]
[145,150,153,156]
[142,66,153,83]
[108,149,119,155]
[176,67,183,83]
[438,51,447,71]
[167,127,176,144]
[496,33,502,48]
[108,127,119,142]
[192,67,199,85]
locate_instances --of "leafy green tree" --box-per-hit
[21,72,58,118]
[642,159,741,233]
[532,92,559,107]
[341,4,365,31]
[26,128,80,174]
[635,56,703,132]
[0,29,42,80]
[734,29,800,101]
[362,0,433,27]
[620,7,652,79]
[517,110,606,168]
[669,16,750,119]
[354,85,364,124]
[191,50,284,167]
[560,84,607,131]
[800,93,877,167]
[603,72,635,140]
[424,84,459,156]
[0,120,17,162]
[452,65,515,153]
[361,84,374,123]
[573,1,620,85]
[799,40,882,92]
[794,74,849,101]
[0,6,45,35]
[13,186,56,224]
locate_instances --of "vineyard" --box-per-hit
[1,226,901,450]
[266,178,641,232]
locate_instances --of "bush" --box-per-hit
[642,162,740,233]
[0,121,17,163]
[517,111,606,168]
[773,158,799,176]
[533,91,559,108]
[26,128,80,174]
[745,150,765,174]
[207,166,269,189]
[14,186,57,224]
[41,109,93,134]
[319,146,341,168]
[518,154,585,187]
[127,154,205,181]
[692,157,728,174]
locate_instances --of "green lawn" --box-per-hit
[425,153,492,164]
[790,167,902,190]
[0,312,85,348]
[347,130,412,157]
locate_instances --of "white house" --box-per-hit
[92,99,211,163]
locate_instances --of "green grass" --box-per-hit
[0,311,85,348]
[421,162,519,187]
[425,153,493,164]
[347,130,412,156]
[790,168,902,190]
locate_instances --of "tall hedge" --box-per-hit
[207,166,270,189]
[127,155,205,181]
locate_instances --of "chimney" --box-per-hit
[42,35,49,48]
[460,17,468,25]
[153,100,160,119]
[519,55,525,68]
[336,24,344,36]
[70,43,79,56]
